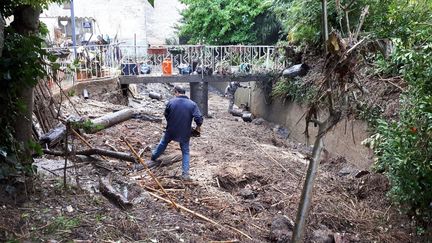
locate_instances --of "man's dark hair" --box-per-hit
[174,86,186,94]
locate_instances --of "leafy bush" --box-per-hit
[0,1,62,179]
[363,0,432,42]
[273,0,328,45]
[271,77,315,104]
[178,0,280,45]
[369,3,432,223]
[372,92,432,223]
[273,0,428,46]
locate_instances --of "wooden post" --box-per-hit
[63,122,69,188]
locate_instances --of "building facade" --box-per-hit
[40,0,185,46]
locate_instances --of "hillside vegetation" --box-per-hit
[178,0,432,232]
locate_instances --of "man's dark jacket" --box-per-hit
[164,95,203,143]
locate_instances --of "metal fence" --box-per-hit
[43,44,284,91]
[117,45,285,76]
[43,43,122,92]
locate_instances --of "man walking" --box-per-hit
[224,81,249,113]
[151,86,203,180]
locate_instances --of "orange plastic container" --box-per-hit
[162,58,172,75]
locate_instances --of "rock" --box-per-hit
[282,63,310,78]
[149,92,162,100]
[239,187,256,199]
[311,229,335,243]
[252,117,265,125]
[242,112,254,122]
[270,215,294,242]
[66,205,74,213]
[337,166,357,177]
[276,126,290,139]
[248,201,265,215]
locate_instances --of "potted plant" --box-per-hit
[168,47,185,56]
[148,46,167,55]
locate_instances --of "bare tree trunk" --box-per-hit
[14,88,35,161]
[291,124,326,242]
[89,109,134,133]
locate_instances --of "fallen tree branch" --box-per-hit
[122,137,179,210]
[379,77,405,91]
[354,5,369,40]
[71,128,109,161]
[43,148,136,162]
[145,189,252,240]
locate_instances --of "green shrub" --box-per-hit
[372,92,432,223]
[370,10,432,223]
[271,77,315,104]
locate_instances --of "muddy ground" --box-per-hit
[0,83,418,242]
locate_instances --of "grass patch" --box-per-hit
[44,216,80,235]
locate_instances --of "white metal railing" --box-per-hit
[117,45,285,76]
[43,44,285,91]
[43,43,122,91]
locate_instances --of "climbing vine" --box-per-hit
[0,0,61,180]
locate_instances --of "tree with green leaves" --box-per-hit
[178,0,281,45]
[273,0,432,232]
[0,0,62,191]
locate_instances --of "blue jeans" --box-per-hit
[151,133,190,176]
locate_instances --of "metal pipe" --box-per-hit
[70,0,77,59]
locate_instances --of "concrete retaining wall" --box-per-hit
[212,82,374,170]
